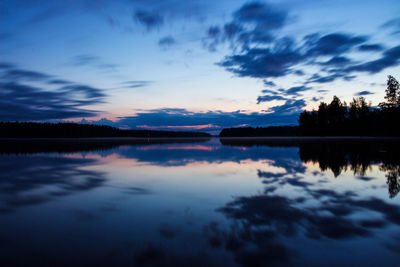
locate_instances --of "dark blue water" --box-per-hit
[0,138,399,266]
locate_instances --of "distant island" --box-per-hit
[0,122,211,138]
[221,75,400,137]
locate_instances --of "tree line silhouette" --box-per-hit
[0,122,211,138]
[220,75,400,137]
[299,75,400,136]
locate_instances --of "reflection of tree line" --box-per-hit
[381,163,400,199]
[299,141,400,198]
[221,138,400,198]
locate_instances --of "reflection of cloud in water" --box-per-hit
[0,155,106,213]
[206,148,400,266]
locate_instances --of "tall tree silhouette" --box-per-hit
[383,75,400,107]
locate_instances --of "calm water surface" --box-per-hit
[0,138,399,266]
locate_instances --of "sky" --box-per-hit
[1,0,399,133]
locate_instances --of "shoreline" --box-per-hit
[0,136,399,142]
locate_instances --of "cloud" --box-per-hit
[203,2,289,51]
[265,99,306,114]
[218,44,302,78]
[60,84,106,99]
[305,33,367,56]
[320,56,352,67]
[233,2,288,30]
[307,73,346,84]
[263,80,276,87]
[0,82,101,121]
[134,9,163,31]
[70,54,118,71]
[355,90,374,96]
[48,79,71,85]
[257,94,287,103]
[71,54,100,66]
[284,85,311,96]
[0,63,14,69]
[312,96,323,102]
[208,3,400,106]
[382,17,400,35]
[257,84,310,105]
[358,44,384,51]
[3,69,52,81]
[345,45,400,74]
[121,80,152,88]
[158,35,176,48]
[0,63,106,121]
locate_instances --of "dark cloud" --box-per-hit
[48,79,71,85]
[358,44,384,51]
[307,73,355,84]
[305,33,367,56]
[261,89,279,95]
[0,63,14,69]
[320,56,352,67]
[257,94,287,103]
[204,26,222,51]
[3,69,52,81]
[60,84,106,99]
[219,45,302,78]
[284,85,311,96]
[263,80,276,87]
[257,85,310,105]
[346,45,400,73]
[0,64,106,121]
[265,99,306,114]
[312,96,323,102]
[158,35,176,48]
[134,10,164,31]
[233,2,288,30]
[204,2,289,51]
[294,69,305,76]
[355,90,374,96]
[0,82,101,120]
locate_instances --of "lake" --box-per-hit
[0,138,399,266]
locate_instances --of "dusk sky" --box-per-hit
[1,0,399,132]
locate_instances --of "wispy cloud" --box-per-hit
[0,63,106,121]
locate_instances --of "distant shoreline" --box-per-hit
[1,136,399,141]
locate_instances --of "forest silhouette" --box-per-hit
[0,122,211,138]
[220,75,400,137]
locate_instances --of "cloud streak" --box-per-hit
[0,63,106,121]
